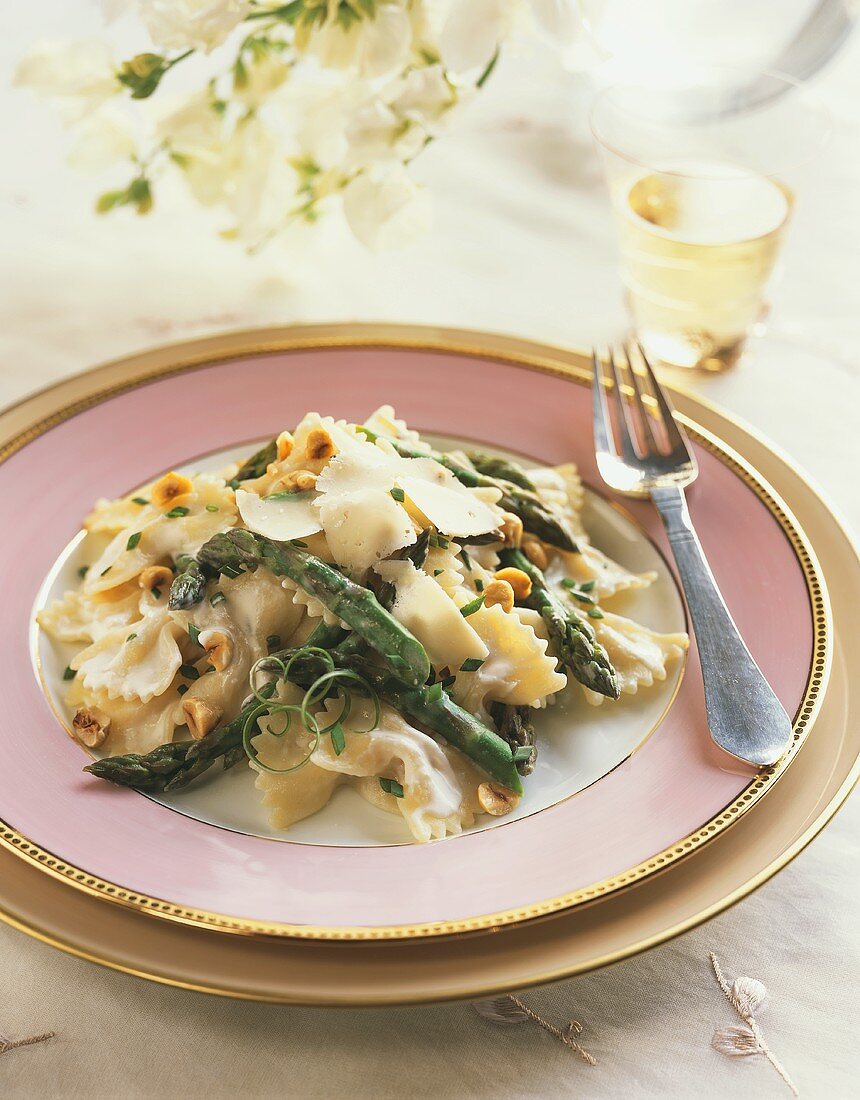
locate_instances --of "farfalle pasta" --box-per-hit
[39,407,687,842]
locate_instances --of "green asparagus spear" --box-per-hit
[499,548,619,700]
[85,682,278,792]
[234,438,277,481]
[489,701,536,776]
[358,427,576,551]
[168,554,210,610]
[464,451,536,492]
[197,530,431,687]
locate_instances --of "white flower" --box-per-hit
[439,0,516,77]
[387,64,456,131]
[222,117,300,247]
[13,39,118,116]
[234,51,290,106]
[139,0,251,54]
[157,90,225,161]
[303,4,413,79]
[345,100,425,168]
[342,166,431,250]
[67,108,137,172]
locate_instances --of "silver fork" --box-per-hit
[591,344,793,767]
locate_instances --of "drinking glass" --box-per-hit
[591,70,830,371]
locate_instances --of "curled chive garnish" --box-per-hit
[379,777,404,798]
[460,594,485,618]
[63,666,76,681]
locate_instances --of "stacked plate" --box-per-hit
[1,325,856,1005]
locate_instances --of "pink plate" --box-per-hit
[0,342,827,939]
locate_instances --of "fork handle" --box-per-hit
[651,485,793,767]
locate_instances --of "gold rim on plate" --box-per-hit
[0,324,831,941]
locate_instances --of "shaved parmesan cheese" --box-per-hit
[318,488,415,574]
[394,457,500,537]
[236,489,322,542]
[374,560,488,669]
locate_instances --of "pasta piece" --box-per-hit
[38,583,141,644]
[582,611,688,705]
[532,462,586,538]
[362,404,424,447]
[281,578,344,627]
[70,684,183,755]
[318,487,417,575]
[397,457,501,537]
[423,542,467,596]
[85,475,237,594]
[312,699,480,842]
[450,598,567,713]
[555,542,657,600]
[374,559,488,670]
[72,606,185,704]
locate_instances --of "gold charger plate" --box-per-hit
[0,325,856,1004]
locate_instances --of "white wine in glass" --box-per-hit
[616,163,793,370]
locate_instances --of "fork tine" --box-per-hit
[622,344,660,454]
[606,347,639,462]
[634,341,690,456]
[591,349,617,458]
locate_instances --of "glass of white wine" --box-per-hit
[591,71,830,371]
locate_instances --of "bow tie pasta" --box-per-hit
[39,407,687,842]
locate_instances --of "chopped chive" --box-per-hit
[379,777,404,798]
[131,497,149,506]
[179,663,200,680]
[291,539,308,548]
[429,533,449,549]
[580,579,596,592]
[205,504,219,513]
[209,591,225,607]
[187,623,201,645]
[227,478,240,490]
[475,578,484,593]
[126,531,142,551]
[389,486,405,502]
[427,681,443,702]
[219,564,242,579]
[460,594,485,618]
[266,633,281,653]
[165,505,190,518]
[587,607,604,619]
[440,674,456,689]
[126,633,137,642]
[265,489,315,503]
[177,683,189,695]
[433,568,443,577]
[100,566,112,577]
[77,565,89,579]
[460,657,485,672]
[572,591,595,606]
[151,586,162,600]
[331,722,346,756]
[512,746,533,763]
[459,548,472,572]
[62,665,76,681]
[561,578,577,589]
[203,664,216,675]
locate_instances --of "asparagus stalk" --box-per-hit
[197,530,431,687]
[489,701,536,776]
[358,427,576,551]
[234,438,277,482]
[499,548,620,700]
[464,451,536,492]
[168,554,210,610]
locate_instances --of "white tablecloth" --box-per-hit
[1,6,858,1097]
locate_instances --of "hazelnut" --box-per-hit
[276,431,294,461]
[500,512,523,548]
[305,427,335,461]
[72,706,110,749]
[152,472,193,509]
[483,579,515,613]
[181,698,223,740]
[197,629,233,672]
[477,782,520,816]
[522,536,548,571]
[493,567,532,600]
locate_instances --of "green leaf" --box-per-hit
[379,777,404,798]
[117,52,172,99]
[95,189,128,214]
